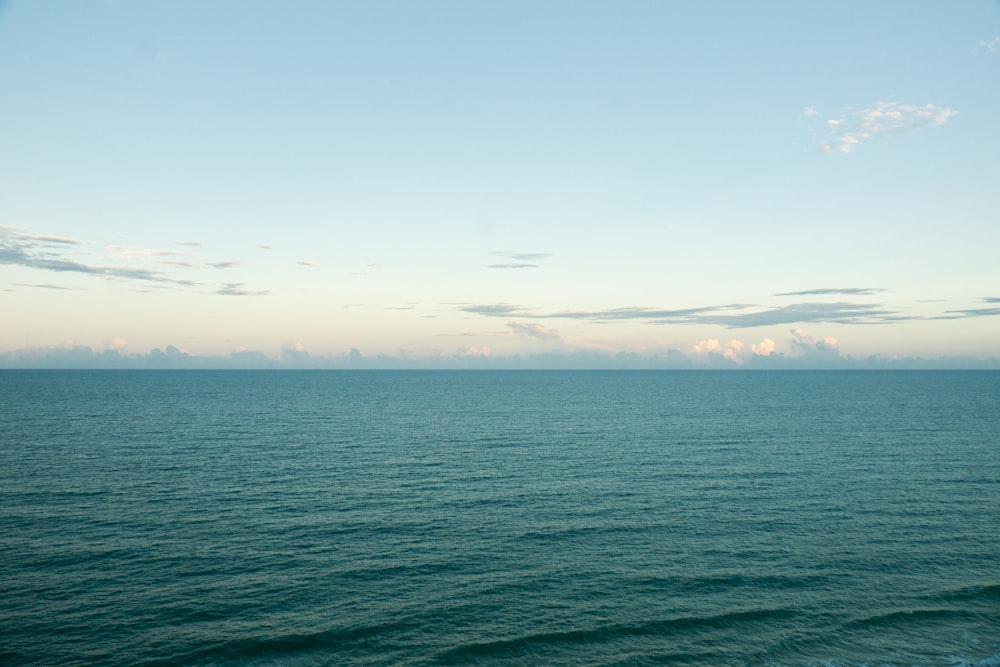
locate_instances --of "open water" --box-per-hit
[1,370,998,666]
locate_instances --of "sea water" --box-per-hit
[1,370,998,666]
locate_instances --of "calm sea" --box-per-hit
[1,370,998,666]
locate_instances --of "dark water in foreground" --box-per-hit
[1,370,998,666]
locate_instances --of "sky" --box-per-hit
[2,1,999,368]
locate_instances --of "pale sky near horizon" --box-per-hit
[2,1,999,366]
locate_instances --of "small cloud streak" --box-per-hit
[297,260,316,267]
[775,287,885,296]
[215,282,268,297]
[13,283,81,290]
[819,102,955,154]
[487,251,551,269]
[172,240,201,247]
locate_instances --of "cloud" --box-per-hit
[692,338,744,363]
[1,226,197,285]
[752,338,776,356]
[13,283,82,290]
[694,302,902,328]
[975,36,1000,54]
[486,251,551,269]
[297,260,316,267]
[459,303,534,317]
[457,345,491,357]
[818,102,956,153]
[559,304,752,322]
[215,282,268,296]
[1,226,280,296]
[492,251,551,261]
[13,232,83,245]
[506,321,562,341]
[281,341,311,362]
[458,301,901,328]
[934,297,1000,319]
[775,287,886,296]
[107,337,127,351]
[107,245,184,259]
[804,106,819,117]
[789,328,839,355]
[1,240,179,283]
[172,240,201,246]
[940,306,1000,318]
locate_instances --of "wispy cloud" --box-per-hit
[493,251,551,261]
[694,303,902,328]
[775,287,886,296]
[939,299,1000,318]
[14,232,83,245]
[1,226,277,295]
[1,233,181,283]
[13,283,82,290]
[819,102,956,153]
[297,260,316,267]
[172,240,201,247]
[106,245,184,259]
[975,36,1000,54]
[459,303,535,317]
[215,282,268,297]
[557,304,751,321]
[486,250,551,269]
[459,300,902,328]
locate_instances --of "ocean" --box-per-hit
[1,370,998,666]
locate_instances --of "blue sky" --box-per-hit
[2,1,999,368]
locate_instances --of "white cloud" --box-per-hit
[790,329,839,355]
[692,338,744,363]
[506,321,562,341]
[819,102,956,153]
[975,36,1000,54]
[804,106,819,117]
[751,338,775,356]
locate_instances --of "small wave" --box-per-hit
[936,583,1000,603]
[842,607,974,632]
[169,622,413,665]
[435,607,794,663]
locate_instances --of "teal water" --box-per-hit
[1,370,998,666]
